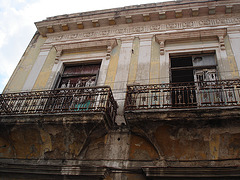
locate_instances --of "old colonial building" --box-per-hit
[1,0,240,179]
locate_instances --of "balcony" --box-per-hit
[0,86,117,128]
[125,79,240,122]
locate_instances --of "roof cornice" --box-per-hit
[35,0,240,36]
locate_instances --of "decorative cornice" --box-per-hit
[35,1,240,36]
[46,15,240,43]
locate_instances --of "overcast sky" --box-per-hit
[0,0,170,93]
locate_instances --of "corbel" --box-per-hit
[143,13,151,22]
[159,12,166,20]
[175,10,182,18]
[109,18,116,25]
[218,35,225,50]
[155,35,165,55]
[226,6,232,14]
[47,26,54,33]
[192,8,199,16]
[125,16,133,23]
[208,7,216,15]
[61,24,69,31]
[77,22,84,29]
[54,47,63,64]
[159,41,165,55]
[106,45,112,60]
[92,20,100,27]
[106,39,118,60]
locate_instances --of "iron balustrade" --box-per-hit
[0,86,117,122]
[125,79,240,110]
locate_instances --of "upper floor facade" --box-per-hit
[1,1,240,179]
[1,0,240,125]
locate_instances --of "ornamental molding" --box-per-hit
[53,39,117,52]
[53,39,117,63]
[155,28,227,55]
[46,15,240,43]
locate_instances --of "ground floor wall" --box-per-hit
[0,116,240,179]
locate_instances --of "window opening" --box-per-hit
[170,53,217,107]
[51,63,101,112]
[57,63,101,88]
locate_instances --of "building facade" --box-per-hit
[1,0,240,179]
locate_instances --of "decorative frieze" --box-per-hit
[47,16,240,43]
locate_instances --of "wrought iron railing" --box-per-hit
[125,79,240,111]
[0,86,117,122]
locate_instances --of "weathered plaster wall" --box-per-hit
[1,120,240,162]
[32,47,56,90]
[129,134,158,160]
[3,33,47,93]
[131,120,240,161]
[0,123,107,160]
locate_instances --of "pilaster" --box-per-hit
[136,35,153,84]
[113,36,134,125]
[22,47,51,91]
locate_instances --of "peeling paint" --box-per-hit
[105,40,122,88]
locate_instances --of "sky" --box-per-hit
[0,0,170,93]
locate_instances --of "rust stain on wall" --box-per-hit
[154,125,209,160]
[85,136,105,159]
[10,126,42,159]
[129,134,158,160]
[209,134,220,160]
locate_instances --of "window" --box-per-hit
[170,53,217,84]
[56,63,101,88]
[170,53,218,107]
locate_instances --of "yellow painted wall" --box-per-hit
[3,33,47,93]
[32,47,56,90]
[224,35,239,78]
[105,40,122,88]
[150,36,160,84]
[128,37,139,84]
[209,134,220,160]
